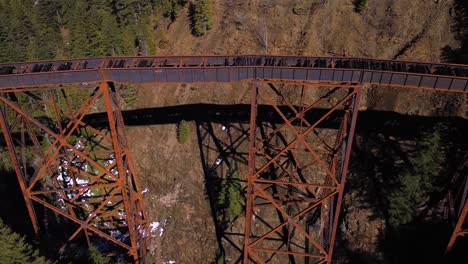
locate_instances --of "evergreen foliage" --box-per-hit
[388,125,446,227]
[0,0,185,63]
[0,148,13,171]
[353,0,368,13]
[177,119,189,144]
[190,0,214,36]
[159,0,187,21]
[120,84,139,107]
[88,246,110,264]
[0,0,65,60]
[217,168,243,227]
[0,218,52,264]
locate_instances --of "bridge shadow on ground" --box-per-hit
[86,103,466,138]
[196,121,249,263]
[1,103,467,263]
[84,103,468,263]
[339,112,467,263]
[97,104,466,263]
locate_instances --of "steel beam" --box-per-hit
[446,165,468,253]
[1,55,468,93]
[0,105,39,234]
[0,84,148,262]
[243,81,361,263]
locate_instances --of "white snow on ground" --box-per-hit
[149,219,167,237]
[162,261,176,264]
[110,230,124,240]
[75,139,84,150]
[52,145,135,241]
[149,221,160,233]
[142,188,149,194]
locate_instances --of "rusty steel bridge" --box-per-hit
[0,55,467,263]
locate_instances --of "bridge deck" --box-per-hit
[0,55,467,92]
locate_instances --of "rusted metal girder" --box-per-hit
[1,55,468,93]
[446,157,468,253]
[0,82,148,262]
[0,52,465,262]
[243,81,361,263]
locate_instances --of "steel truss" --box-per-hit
[0,73,464,263]
[243,80,362,263]
[446,156,468,253]
[0,82,148,262]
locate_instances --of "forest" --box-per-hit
[0,0,213,63]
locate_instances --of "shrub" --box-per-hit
[0,218,52,264]
[190,0,214,36]
[177,120,189,144]
[158,30,169,49]
[88,246,109,264]
[0,148,13,171]
[160,0,188,21]
[292,3,308,15]
[119,84,138,107]
[388,125,445,227]
[353,0,368,13]
[217,168,243,227]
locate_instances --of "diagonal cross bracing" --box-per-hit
[243,81,361,263]
[0,83,147,263]
[0,54,466,263]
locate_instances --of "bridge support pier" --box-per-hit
[243,80,362,263]
[446,163,468,253]
[0,82,148,262]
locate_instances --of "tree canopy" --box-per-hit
[0,0,172,62]
[0,218,52,264]
[388,125,446,227]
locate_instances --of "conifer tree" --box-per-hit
[190,0,214,36]
[159,0,187,21]
[0,218,51,264]
[88,246,110,264]
[388,126,446,227]
[100,11,123,56]
[68,0,89,57]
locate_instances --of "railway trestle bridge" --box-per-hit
[0,55,466,263]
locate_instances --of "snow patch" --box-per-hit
[149,219,167,237]
[149,221,160,233]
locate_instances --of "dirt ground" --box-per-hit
[125,0,467,263]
